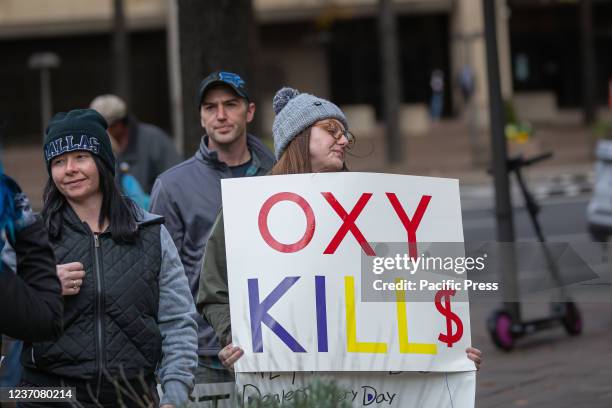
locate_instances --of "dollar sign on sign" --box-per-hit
[435,289,463,347]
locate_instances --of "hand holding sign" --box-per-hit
[218,343,244,370]
[466,346,482,370]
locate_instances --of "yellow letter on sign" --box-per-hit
[345,276,387,353]
[396,279,437,354]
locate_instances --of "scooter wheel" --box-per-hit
[561,302,583,336]
[488,310,515,351]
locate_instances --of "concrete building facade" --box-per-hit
[4,0,606,146]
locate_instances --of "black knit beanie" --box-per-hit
[43,109,115,175]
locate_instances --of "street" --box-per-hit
[462,193,612,407]
[463,196,590,242]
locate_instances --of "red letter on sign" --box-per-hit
[386,193,431,259]
[322,192,375,256]
[258,192,315,253]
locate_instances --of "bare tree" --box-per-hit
[378,0,403,163]
[112,0,130,104]
[174,0,259,154]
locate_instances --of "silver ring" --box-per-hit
[72,280,77,289]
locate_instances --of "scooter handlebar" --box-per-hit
[522,151,553,167]
[486,152,554,174]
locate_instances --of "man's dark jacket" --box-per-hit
[116,116,182,194]
[0,217,62,342]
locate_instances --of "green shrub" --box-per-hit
[593,120,612,140]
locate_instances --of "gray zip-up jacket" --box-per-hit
[149,135,275,356]
[155,215,199,406]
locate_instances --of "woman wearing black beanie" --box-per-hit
[19,109,197,408]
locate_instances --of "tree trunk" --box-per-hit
[175,0,260,155]
[378,0,403,163]
[112,0,130,105]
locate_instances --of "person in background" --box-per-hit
[19,109,197,408]
[90,94,181,194]
[150,71,274,385]
[0,167,63,391]
[0,168,62,342]
[459,65,475,103]
[430,69,445,121]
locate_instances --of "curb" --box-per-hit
[460,171,595,209]
[532,171,594,199]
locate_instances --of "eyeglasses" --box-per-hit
[313,121,356,149]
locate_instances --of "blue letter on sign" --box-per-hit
[248,277,306,353]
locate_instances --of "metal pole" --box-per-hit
[28,52,60,139]
[40,69,52,137]
[378,0,403,163]
[483,0,519,319]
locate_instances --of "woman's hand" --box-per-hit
[218,343,244,370]
[466,347,482,370]
[56,262,85,296]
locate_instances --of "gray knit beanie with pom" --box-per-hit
[272,87,348,160]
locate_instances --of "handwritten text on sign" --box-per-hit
[222,173,473,372]
[236,371,476,407]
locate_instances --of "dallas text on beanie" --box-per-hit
[44,134,101,162]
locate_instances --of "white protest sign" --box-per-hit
[222,172,473,372]
[236,371,475,407]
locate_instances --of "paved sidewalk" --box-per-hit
[471,300,612,408]
[459,164,595,210]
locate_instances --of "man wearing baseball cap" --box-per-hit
[150,71,274,385]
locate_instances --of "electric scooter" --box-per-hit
[487,152,583,351]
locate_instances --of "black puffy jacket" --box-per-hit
[21,206,163,381]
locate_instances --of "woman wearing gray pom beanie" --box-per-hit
[269,87,354,173]
[197,87,482,372]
